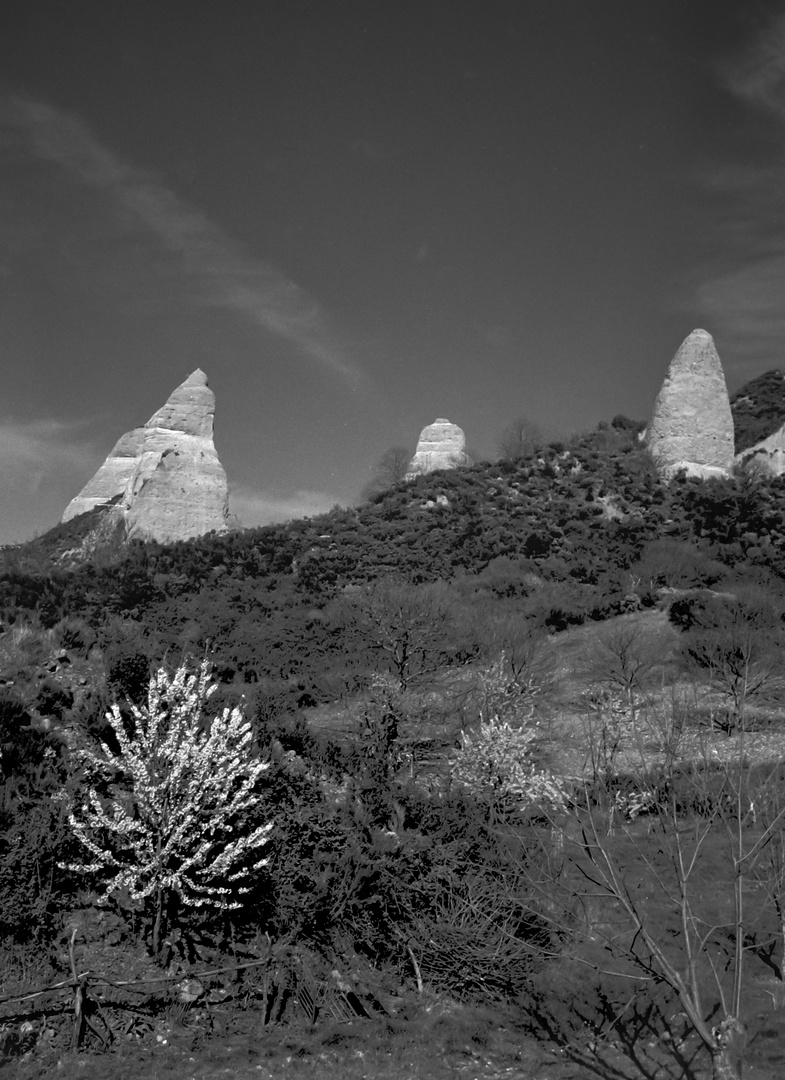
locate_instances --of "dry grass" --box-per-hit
[3,999,570,1080]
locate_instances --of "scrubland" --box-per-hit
[5,426,785,1078]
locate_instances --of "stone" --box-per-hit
[731,369,785,462]
[61,428,145,521]
[62,370,230,542]
[143,368,216,439]
[405,419,471,479]
[646,329,734,479]
[735,422,785,477]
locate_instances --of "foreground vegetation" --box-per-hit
[5,425,785,1078]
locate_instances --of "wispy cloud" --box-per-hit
[692,12,785,370]
[0,418,96,492]
[0,418,104,545]
[724,13,785,119]
[0,96,363,388]
[229,485,341,528]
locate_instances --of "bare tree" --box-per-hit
[585,620,669,721]
[680,595,785,731]
[362,446,412,499]
[524,728,785,1080]
[497,416,543,463]
[347,578,457,691]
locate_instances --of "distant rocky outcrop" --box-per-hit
[405,419,471,479]
[646,329,735,479]
[732,369,785,476]
[62,370,230,543]
[735,424,785,477]
[730,369,785,465]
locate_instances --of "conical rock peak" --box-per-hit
[62,370,229,542]
[646,329,734,479]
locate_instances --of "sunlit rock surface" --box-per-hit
[405,418,471,479]
[62,428,145,521]
[62,370,229,542]
[731,369,785,475]
[736,423,785,477]
[646,329,734,479]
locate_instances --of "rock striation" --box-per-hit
[646,329,735,479]
[62,370,230,542]
[405,418,471,479]
[61,428,145,521]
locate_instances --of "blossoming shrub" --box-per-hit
[450,716,566,811]
[62,660,273,952]
[474,650,542,726]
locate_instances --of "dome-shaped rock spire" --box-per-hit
[405,418,471,479]
[646,329,734,479]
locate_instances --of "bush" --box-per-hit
[61,660,274,955]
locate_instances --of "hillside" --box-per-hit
[5,423,785,1080]
[4,425,785,696]
[731,368,785,452]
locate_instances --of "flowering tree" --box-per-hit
[450,716,566,812]
[62,660,273,955]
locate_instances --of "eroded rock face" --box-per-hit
[405,418,471,479]
[62,428,145,521]
[646,329,734,479]
[730,369,785,454]
[731,369,785,473]
[736,423,785,477]
[62,370,230,542]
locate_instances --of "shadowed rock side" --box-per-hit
[405,418,472,479]
[62,370,229,543]
[646,329,734,479]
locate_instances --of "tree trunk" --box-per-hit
[710,1017,745,1080]
[152,886,166,958]
[711,1047,742,1080]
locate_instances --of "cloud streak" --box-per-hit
[1,96,363,387]
[0,418,107,545]
[725,13,785,119]
[0,418,96,490]
[692,12,785,371]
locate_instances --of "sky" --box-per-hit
[3,0,785,544]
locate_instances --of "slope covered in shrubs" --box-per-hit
[5,425,785,1078]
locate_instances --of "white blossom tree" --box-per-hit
[450,715,566,813]
[62,660,273,955]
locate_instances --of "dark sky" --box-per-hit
[2,0,785,543]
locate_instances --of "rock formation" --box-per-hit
[405,418,471,479]
[731,369,785,450]
[735,423,785,477]
[62,370,230,542]
[733,371,785,476]
[646,329,735,479]
[61,428,145,521]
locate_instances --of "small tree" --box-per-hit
[349,578,457,691]
[62,661,273,956]
[585,620,668,722]
[450,716,566,815]
[523,726,785,1080]
[497,416,543,463]
[680,594,785,731]
[362,446,412,498]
